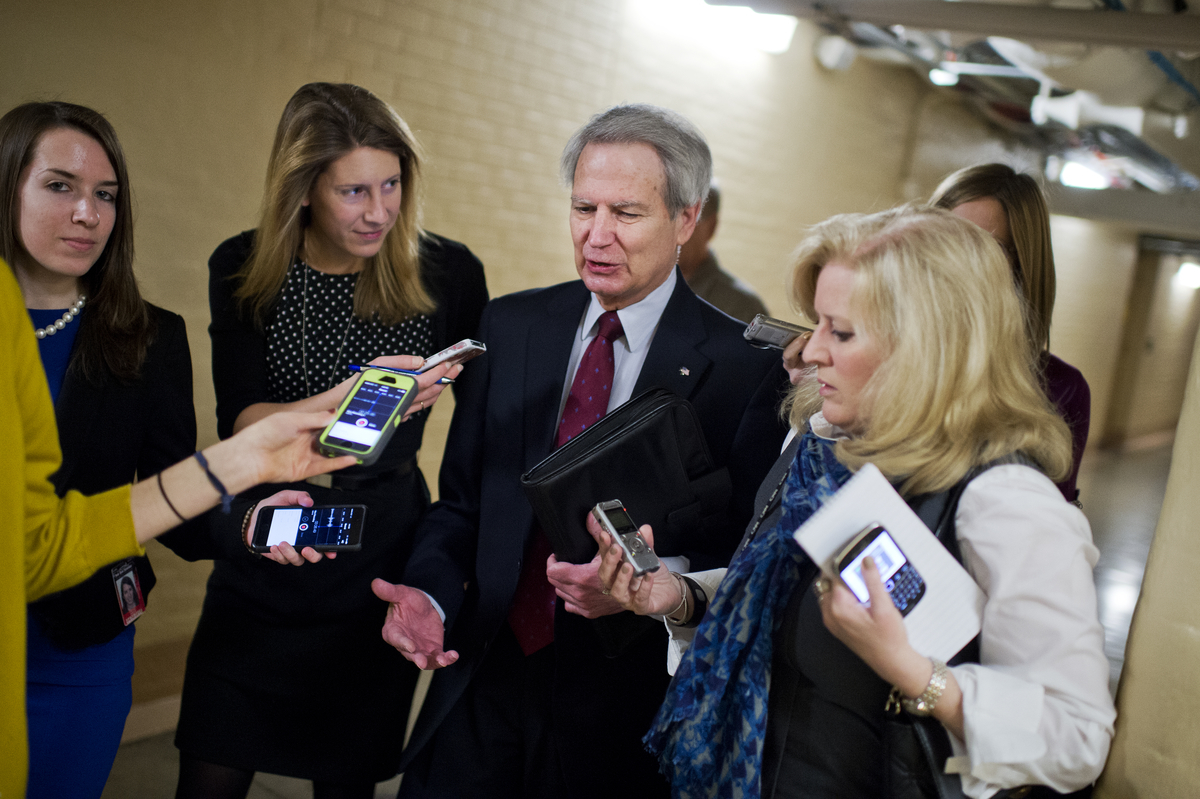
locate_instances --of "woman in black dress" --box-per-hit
[174,83,488,798]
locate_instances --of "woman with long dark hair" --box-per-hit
[0,100,197,799]
[931,164,1090,504]
[174,83,488,798]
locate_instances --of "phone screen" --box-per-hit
[603,505,637,534]
[257,505,364,550]
[839,529,908,604]
[325,380,410,451]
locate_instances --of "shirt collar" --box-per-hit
[580,268,677,352]
[808,411,851,441]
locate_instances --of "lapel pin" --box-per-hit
[679,367,690,376]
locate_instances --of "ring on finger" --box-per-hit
[419,400,426,412]
[601,587,611,596]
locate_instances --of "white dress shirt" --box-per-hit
[665,414,1116,796]
[557,268,677,418]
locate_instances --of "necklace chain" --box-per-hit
[34,294,86,340]
[300,263,355,396]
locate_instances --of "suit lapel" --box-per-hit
[634,270,711,401]
[522,282,591,472]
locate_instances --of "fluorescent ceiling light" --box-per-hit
[1177,261,1200,289]
[1059,162,1109,190]
[929,68,958,86]
[636,0,798,54]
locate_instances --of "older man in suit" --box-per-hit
[372,104,789,798]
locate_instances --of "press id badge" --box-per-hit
[111,559,146,626]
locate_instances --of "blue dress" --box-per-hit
[24,307,133,799]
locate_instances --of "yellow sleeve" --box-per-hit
[1,263,145,795]
[4,266,143,600]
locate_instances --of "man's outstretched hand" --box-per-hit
[371,579,460,669]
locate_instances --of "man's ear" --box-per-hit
[675,198,703,246]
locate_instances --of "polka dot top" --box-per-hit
[265,260,435,402]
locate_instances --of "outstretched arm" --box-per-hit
[131,411,356,544]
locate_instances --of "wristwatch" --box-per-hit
[901,658,948,716]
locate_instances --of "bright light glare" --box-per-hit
[1176,261,1200,289]
[633,0,799,54]
[1059,162,1108,190]
[928,68,959,86]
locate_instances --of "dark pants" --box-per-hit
[401,618,670,799]
[399,623,564,799]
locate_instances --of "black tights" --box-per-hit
[175,754,375,799]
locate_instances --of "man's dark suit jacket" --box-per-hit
[29,305,197,648]
[399,271,789,795]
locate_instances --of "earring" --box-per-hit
[675,245,681,265]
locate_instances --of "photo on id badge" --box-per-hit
[112,559,146,625]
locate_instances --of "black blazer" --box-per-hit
[399,272,790,792]
[29,305,197,648]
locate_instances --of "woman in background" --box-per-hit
[0,100,196,799]
[931,164,1090,504]
[597,206,1113,797]
[174,83,488,798]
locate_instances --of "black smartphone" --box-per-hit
[251,504,367,552]
[591,499,661,577]
[318,368,417,466]
[743,314,813,350]
[834,523,925,616]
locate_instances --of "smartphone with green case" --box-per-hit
[318,368,417,465]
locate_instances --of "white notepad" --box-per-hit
[792,463,984,661]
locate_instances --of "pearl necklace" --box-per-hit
[34,295,87,339]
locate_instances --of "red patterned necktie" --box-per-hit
[508,311,624,656]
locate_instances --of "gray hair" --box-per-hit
[559,104,712,218]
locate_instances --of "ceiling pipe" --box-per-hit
[707,0,1200,50]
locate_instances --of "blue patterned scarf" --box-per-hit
[644,431,852,798]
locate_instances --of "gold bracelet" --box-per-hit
[900,658,948,717]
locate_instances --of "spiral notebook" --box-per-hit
[791,463,985,661]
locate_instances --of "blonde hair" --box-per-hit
[786,205,1072,496]
[930,163,1055,353]
[236,83,433,325]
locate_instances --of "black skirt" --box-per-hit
[175,470,426,783]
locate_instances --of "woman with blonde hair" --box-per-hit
[174,83,488,798]
[931,163,1089,503]
[595,206,1114,797]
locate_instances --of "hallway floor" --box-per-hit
[101,442,1174,798]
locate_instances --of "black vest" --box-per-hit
[758,462,1001,799]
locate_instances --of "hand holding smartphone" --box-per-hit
[252,504,367,552]
[591,500,661,577]
[318,368,417,465]
[833,523,925,616]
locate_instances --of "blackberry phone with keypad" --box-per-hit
[834,523,925,616]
